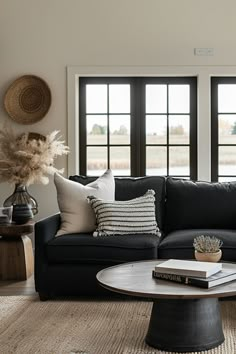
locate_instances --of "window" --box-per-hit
[79,77,197,178]
[211,77,236,182]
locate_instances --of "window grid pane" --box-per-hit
[169,146,190,176]
[110,147,131,175]
[169,115,190,145]
[86,115,107,145]
[146,146,167,176]
[218,84,236,113]
[219,146,236,176]
[109,115,130,145]
[87,147,108,175]
[109,85,130,113]
[146,85,167,113]
[146,115,167,145]
[86,85,107,113]
[169,85,190,114]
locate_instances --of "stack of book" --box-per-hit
[152,259,236,289]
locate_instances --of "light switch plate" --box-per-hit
[194,48,214,56]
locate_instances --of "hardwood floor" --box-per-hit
[0,274,36,296]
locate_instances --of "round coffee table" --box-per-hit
[97,260,236,352]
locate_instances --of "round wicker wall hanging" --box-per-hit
[4,75,51,125]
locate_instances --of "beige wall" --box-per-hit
[1,0,236,220]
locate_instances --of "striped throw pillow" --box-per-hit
[88,189,160,237]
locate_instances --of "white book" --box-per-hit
[155,259,222,278]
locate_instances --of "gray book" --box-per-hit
[153,268,236,289]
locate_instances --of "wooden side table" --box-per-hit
[0,222,34,280]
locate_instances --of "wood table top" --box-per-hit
[0,222,34,237]
[97,260,236,299]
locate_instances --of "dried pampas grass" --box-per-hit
[0,127,69,186]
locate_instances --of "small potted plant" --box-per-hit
[193,235,223,262]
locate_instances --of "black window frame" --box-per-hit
[79,76,197,178]
[211,77,236,181]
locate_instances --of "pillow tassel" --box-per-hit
[93,229,106,237]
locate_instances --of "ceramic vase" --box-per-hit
[3,184,38,215]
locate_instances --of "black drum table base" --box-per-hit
[146,298,224,352]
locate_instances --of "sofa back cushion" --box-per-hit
[165,178,236,233]
[69,175,166,231]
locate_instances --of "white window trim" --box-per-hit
[67,65,236,181]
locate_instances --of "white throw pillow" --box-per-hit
[54,169,115,236]
[88,190,160,237]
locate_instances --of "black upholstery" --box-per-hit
[35,175,165,299]
[47,233,159,264]
[34,213,61,297]
[165,178,236,233]
[34,175,236,300]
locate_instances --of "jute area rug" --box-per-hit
[0,297,236,354]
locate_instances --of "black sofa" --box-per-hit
[35,176,236,300]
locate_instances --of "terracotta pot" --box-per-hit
[194,250,222,262]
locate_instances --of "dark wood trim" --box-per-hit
[167,84,170,176]
[131,78,140,176]
[189,76,198,180]
[79,78,87,175]
[211,77,236,181]
[211,77,219,181]
[139,78,146,176]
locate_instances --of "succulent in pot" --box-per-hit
[193,235,223,262]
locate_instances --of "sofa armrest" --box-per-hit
[35,213,61,245]
[34,213,61,295]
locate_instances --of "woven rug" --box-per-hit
[0,297,236,354]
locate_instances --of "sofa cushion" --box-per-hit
[165,178,236,233]
[70,175,166,231]
[54,169,115,236]
[88,190,159,237]
[159,229,236,261]
[47,233,159,264]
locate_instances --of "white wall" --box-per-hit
[1,0,236,220]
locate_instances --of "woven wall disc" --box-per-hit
[4,75,51,124]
